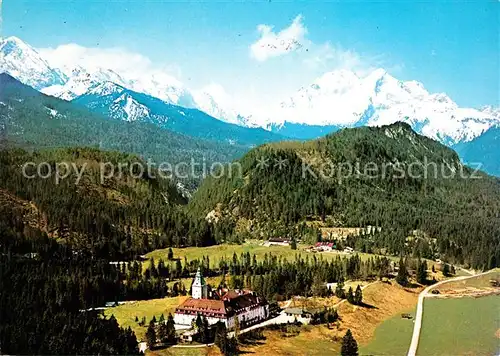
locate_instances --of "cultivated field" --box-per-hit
[418,294,499,356]
[104,296,188,341]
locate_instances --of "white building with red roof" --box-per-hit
[174,268,269,329]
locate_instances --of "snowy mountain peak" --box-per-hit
[41,65,129,101]
[269,67,500,144]
[111,92,150,122]
[192,84,247,126]
[1,36,32,52]
[0,36,67,90]
[86,81,125,96]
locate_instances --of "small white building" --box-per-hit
[264,238,290,247]
[174,268,269,330]
[283,308,312,324]
[343,247,354,254]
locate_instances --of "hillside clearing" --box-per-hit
[145,242,401,270]
[104,296,188,342]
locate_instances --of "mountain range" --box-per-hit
[264,69,500,145]
[0,35,498,176]
[71,81,284,147]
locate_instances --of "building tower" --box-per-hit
[192,267,208,299]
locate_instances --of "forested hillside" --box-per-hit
[0,147,215,259]
[0,73,245,189]
[0,231,140,354]
[189,123,500,269]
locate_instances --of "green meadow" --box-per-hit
[360,307,416,355]
[418,295,499,356]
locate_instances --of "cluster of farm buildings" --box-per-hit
[264,238,354,254]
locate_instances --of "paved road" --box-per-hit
[407,270,492,356]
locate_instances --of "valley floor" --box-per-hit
[222,281,420,356]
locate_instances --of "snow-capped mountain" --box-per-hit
[0,37,198,110]
[125,71,197,109]
[72,82,285,146]
[2,36,498,147]
[41,66,127,100]
[0,36,67,89]
[73,81,152,122]
[259,68,500,145]
[191,84,256,127]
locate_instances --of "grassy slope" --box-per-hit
[104,296,189,342]
[149,349,212,356]
[360,307,416,355]
[239,282,422,355]
[145,242,401,269]
[418,295,499,356]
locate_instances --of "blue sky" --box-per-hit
[3,0,499,110]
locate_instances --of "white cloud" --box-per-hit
[249,15,377,76]
[37,44,182,80]
[250,15,308,62]
[303,43,363,71]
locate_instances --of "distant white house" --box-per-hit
[325,282,337,291]
[264,238,290,247]
[138,342,147,353]
[315,242,334,252]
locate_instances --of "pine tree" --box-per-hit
[347,286,354,304]
[202,316,210,344]
[219,274,227,289]
[159,313,165,323]
[166,313,176,344]
[341,329,359,356]
[168,247,174,260]
[195,313,203,332]
[442,263,451,277]
[396,257,409,286]
[416,259,427,284]
[215,321,228,355]
[335,279,346,299]
[291,237,297,250]
[311,274,327,297]
[354,285,363,305]
[158,321,167,343]
[145,320,157,349]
